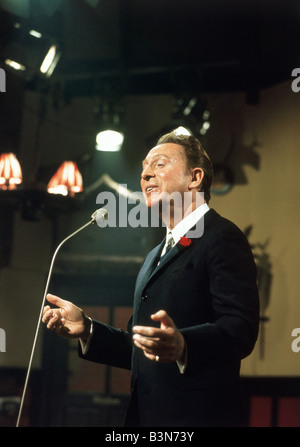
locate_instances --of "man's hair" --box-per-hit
[157,131,213,203]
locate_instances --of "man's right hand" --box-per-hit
[42,294,91,340]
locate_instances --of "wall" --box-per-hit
[206,80,300,376]
[0,213,52,368]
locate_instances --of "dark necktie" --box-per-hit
[164,232,175,255]
[157,233,175,266]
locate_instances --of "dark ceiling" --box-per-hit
[1,0,300,98]
[0,0,299,219]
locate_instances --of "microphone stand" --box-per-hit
[16,211,104,427]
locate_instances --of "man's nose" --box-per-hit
[141,165,155,180]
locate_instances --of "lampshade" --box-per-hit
[0,153,23,190]
[47,161,83,197]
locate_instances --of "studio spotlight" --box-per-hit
[199,109,211,135]
[1,22,61,81]
[172,96,211,137]
[95,101,124,152]
[173,126,192,136]
[96,130,124,152]
[40,44,60,78]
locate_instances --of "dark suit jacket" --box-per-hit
[79,209,260,427]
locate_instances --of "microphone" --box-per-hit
[16,208,108,427]
[91,207,109,224]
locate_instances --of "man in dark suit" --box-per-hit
[43,132,259,427]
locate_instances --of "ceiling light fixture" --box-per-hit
[147,96,211,146]
[40,44,60,78]
[47,162,83,197]
[2,22,61,81]
[0,153,23,190]
[96,129,124,152]
[172,96,211,137]
[95,101,124,152]
[4,59,26,72]
[173,126,192,136]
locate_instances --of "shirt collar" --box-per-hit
[166,203,209,245]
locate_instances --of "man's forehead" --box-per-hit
[143,143,184,164]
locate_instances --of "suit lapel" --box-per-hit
[134,209,219,299]
[152,241,183,273]
[135,237,186,300]
[134,238,165,300]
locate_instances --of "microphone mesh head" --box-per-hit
[91,208,109,224]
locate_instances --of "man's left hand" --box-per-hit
[133,310,186,363]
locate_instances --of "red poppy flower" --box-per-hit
[179,236,192,247]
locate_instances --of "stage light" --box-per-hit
[4,59,26,71]
[29,30,42,39]
[95,100,124,152]
[1,22,61,81]
[199,120,210,135]
[171,96,211,137]
[182,97,197,117]
[199,109,210,135]
[147,96,211,147]
[40,44,60,77]
[47,162,83,197]
[174,126,192,136]
[96,129,124,152]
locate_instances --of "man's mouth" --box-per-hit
[145,185,158,194]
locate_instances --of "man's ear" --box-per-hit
[188,168,204,190]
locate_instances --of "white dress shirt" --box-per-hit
[161,202,210,256]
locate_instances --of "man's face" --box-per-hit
[140,143,192,209]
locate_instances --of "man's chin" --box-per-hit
[143,191,161,209]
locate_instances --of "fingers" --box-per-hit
[133,334,164,362]
[46,293,67,308]
[133,310,175,337]
[42,306,62,329]
[133,310,185,363]
[42,294,88,339]
[42,294,67,327]
[151,309,175,330]
[133,325,168,339]
[133,328,177,364]
[133,310,175,341]
[133,332,161,351]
